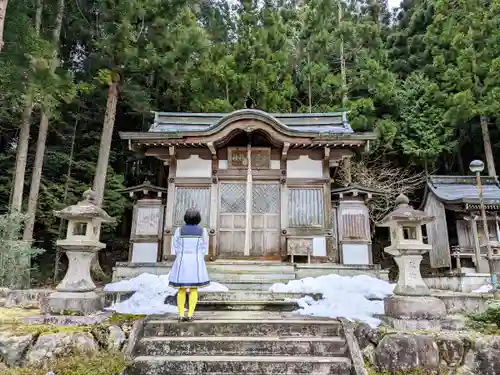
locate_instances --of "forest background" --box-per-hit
[1,0,499,284]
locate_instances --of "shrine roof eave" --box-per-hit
[422,175,500,208]
[119,131,377,143]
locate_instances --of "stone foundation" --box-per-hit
[47,291,102,315]
[355,324,500,375]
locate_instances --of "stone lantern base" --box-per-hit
[47,291,102,315]
[382,295,449,330]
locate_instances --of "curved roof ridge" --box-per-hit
[149,108,353,135]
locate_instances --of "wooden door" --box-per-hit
[218,182,247,257]
[251,182,280,257]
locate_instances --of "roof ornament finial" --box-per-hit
[245,96,254,109]
[82,189,97,205]
[395,193,410,206]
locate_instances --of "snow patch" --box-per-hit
[473,284,493,293]
[104,273,229,315]
[270,274,395,327]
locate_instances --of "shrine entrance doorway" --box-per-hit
[218,181,281,258]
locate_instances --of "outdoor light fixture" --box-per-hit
[469,159,485,173]
[469,159,498,292]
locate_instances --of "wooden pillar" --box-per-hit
[323,147,333,261]
[470,216,482,272]
[244,144,252,256]
[208,142,218,259]
[163,146,176,259]
[280,142,290,259]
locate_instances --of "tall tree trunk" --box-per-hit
[0,0,9,52]
[10,0,43,212]
[93,77,119,207]
[481,115,496,177]
[23,0,65,241]
[91,75,120,280]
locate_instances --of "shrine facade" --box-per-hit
[118,109,377,266]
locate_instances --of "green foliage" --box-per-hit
[1,0,500,283]
[2,351,130,375]
[466,306,500,334]
[397,72,455,168]
[0,212,45,288]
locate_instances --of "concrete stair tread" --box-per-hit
[134,355,351,364]
[208,268,295,274]
[199,300,296,304]
[147,318,340,324]
[141,336,345,342]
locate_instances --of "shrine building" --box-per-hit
[113,109,387,280]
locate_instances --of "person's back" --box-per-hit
[168,208,210,322]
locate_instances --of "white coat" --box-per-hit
[168,225,210,288]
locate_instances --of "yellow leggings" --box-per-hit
[177,288,198,317]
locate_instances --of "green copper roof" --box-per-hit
[148,109,353,134]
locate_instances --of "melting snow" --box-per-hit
[104,273,229,315]
[270,274,395,327]
[104,272,395,327]
[473,284,493,293]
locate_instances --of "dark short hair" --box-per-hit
[184,208,202,225]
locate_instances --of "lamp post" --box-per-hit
[469,159,497,291]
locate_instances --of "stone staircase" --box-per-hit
[125,310,353,375]
[117,260,357,374]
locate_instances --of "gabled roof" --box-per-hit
[119,180,168,194]
[331,184,385,198]
[426,175,500,205]
[148,109,353,134]
[119,109,376,149]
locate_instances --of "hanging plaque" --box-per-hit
[228,147,271,169]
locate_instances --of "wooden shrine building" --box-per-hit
[423,175,500,273]
[118,109,378,267]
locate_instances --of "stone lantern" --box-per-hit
[48,189,114,315]
[377,194,446,329]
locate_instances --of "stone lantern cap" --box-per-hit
[377,194,434,227]
[54,189,115,223]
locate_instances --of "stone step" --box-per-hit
[127,355,352,375]
[207,262,295,274]
[196,300,298,312]
[210,273,295,282]
[221,280,286,291]
[105,291,315,307]
[143,319,343,338]
[198,291,320,302]
[135,336,347,357]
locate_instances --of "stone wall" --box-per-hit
[0,315,137,371]
[355,323,500,375]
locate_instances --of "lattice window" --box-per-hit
[173,187,210,226]
[288,188,324,227]
[220,183,246,213]
[253,184,279,214]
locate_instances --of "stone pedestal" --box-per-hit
[382,294,447,330]
[391,251,430,296]
[48,291,102,315]
[48,249,104,314]
[55,250,98,292]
